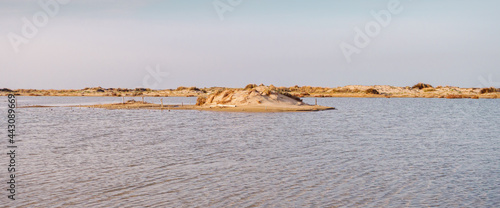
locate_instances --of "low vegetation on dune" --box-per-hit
[196,96,207,106]
[479,87,499,94]
[365,88,380,94]
[412,83,433,90]
[0,88,14,92]
[244,84,258,90]
[2,83,500,99]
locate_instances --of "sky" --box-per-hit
[1,0,499,89]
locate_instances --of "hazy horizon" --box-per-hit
[1,0,499,89]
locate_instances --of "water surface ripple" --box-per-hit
[1,97,498,207]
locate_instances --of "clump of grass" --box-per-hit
[423,88,436,92]
[412,83,433,90]
[479,87,499,94]
[365,88,380,94]
[196,96,207,106]
[244,84,257,90]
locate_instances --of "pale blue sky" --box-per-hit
[1,0,499,89]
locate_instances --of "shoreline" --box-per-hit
[20,101,335,112]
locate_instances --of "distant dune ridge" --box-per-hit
[1,83,500,99]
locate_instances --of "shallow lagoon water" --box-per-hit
[1,96,499,207]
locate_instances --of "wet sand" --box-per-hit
[22,101,335,112]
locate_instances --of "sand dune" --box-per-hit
[195,86,334,112]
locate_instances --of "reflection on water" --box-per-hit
[1,96,499,207]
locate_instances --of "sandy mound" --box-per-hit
[197,86,306,107]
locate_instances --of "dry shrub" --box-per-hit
[299,92,310,97]
[176,86,188,91]
[116,88,129,92]
[263,89,271,96]
[278,87,290,92]
[479,87,499,94]
[365,88,380,94]
[244,84,257,90]
[423,88,436,92]
[288,85,300,92]
[280,92,302,102]
[135,88,149,92]
[300,86,313,93]
[196,96,207,106]
[412,83,433,89]
[188,87,200,91]
[0,88,13,92]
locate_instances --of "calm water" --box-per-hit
[1,96,499,207]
